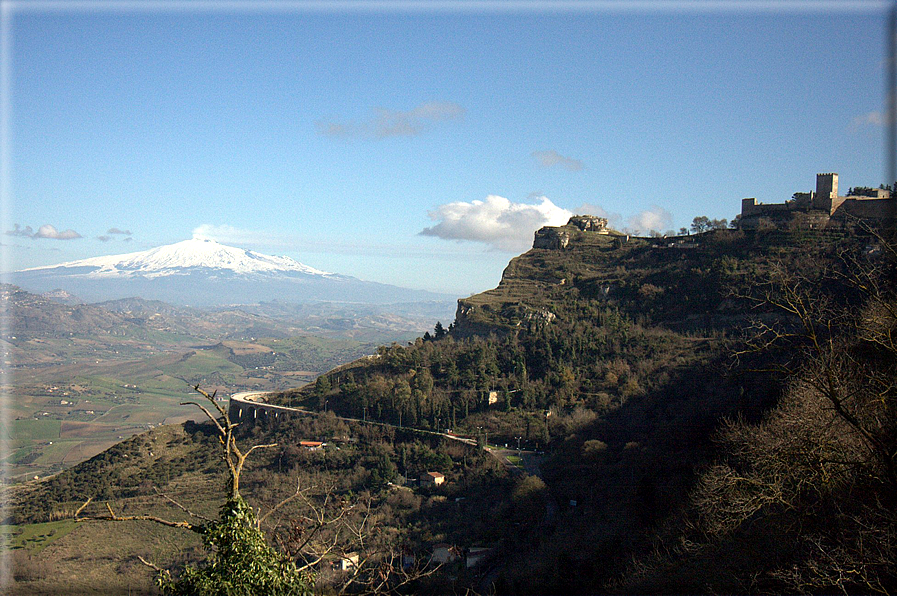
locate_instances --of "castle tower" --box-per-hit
[813,173,839,212]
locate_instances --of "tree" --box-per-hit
[690,216,727,233]
[678,233,897,593]
[76,386,312,595]
[316,375,332,394]
[690,216,711,234]
[433,321,447,340]
[393,379,413,427]
[75,386,440,595]
[847,186,878,197]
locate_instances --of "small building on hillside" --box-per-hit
[431,543,461,564]
[334,552,359,571]
[300,440,324,451]
[487,390,500,406]
[420,472,445,487]
[466,546,493,569]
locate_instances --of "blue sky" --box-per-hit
[2,1,893,296]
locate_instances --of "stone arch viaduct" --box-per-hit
[228,391,479,447]
[228,391,311,423]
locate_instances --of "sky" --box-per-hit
[2,0,894,297]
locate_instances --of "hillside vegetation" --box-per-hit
[9,223,896,594]
[275,224,895,593]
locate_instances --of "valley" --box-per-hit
[3,286,451,483]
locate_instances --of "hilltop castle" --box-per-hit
[739,173,896,229]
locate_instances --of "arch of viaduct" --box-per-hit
[228,391,310,423]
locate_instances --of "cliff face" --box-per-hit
[453,218,623,335]
[450,222,846,337]
[452,297,557,338]
[532,227,572,249]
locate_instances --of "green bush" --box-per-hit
[157,496,312,596]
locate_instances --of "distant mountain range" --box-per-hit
[11,238,454,307]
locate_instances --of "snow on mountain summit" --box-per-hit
[20,237,332,279]
[12,236,453,306]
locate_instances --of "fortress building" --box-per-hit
[739,173,896,230]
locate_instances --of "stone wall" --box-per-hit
[741,198,792,217]
[834,197,897,221]
[740,172,896,229]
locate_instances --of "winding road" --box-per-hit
[230,391,477,446]
[228,391,542,475]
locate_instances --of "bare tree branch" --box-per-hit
[153,486,214,524]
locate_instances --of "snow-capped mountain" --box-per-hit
[12,238,452,307]
[20,238,333,280]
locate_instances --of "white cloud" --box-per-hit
[420,195,573,252]
[35,225,82,240]
[851,110,892,129]
[191,224,286,246]
[532,150,585,172]
[626,205,673,235]
[192,224,332,252]
[6,224,82,240]
[97,227,132,242]
[317,101,465,139]
[6,224,34,238]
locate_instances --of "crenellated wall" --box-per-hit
[740,172,896,229]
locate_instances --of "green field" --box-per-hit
[160,350,244,381]
[32,440,77,465]
[7,331,375,482]
[2,520,78,553]
[9,419,61,443]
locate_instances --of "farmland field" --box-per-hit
[4,333,377,482]
[5,287,444,483]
